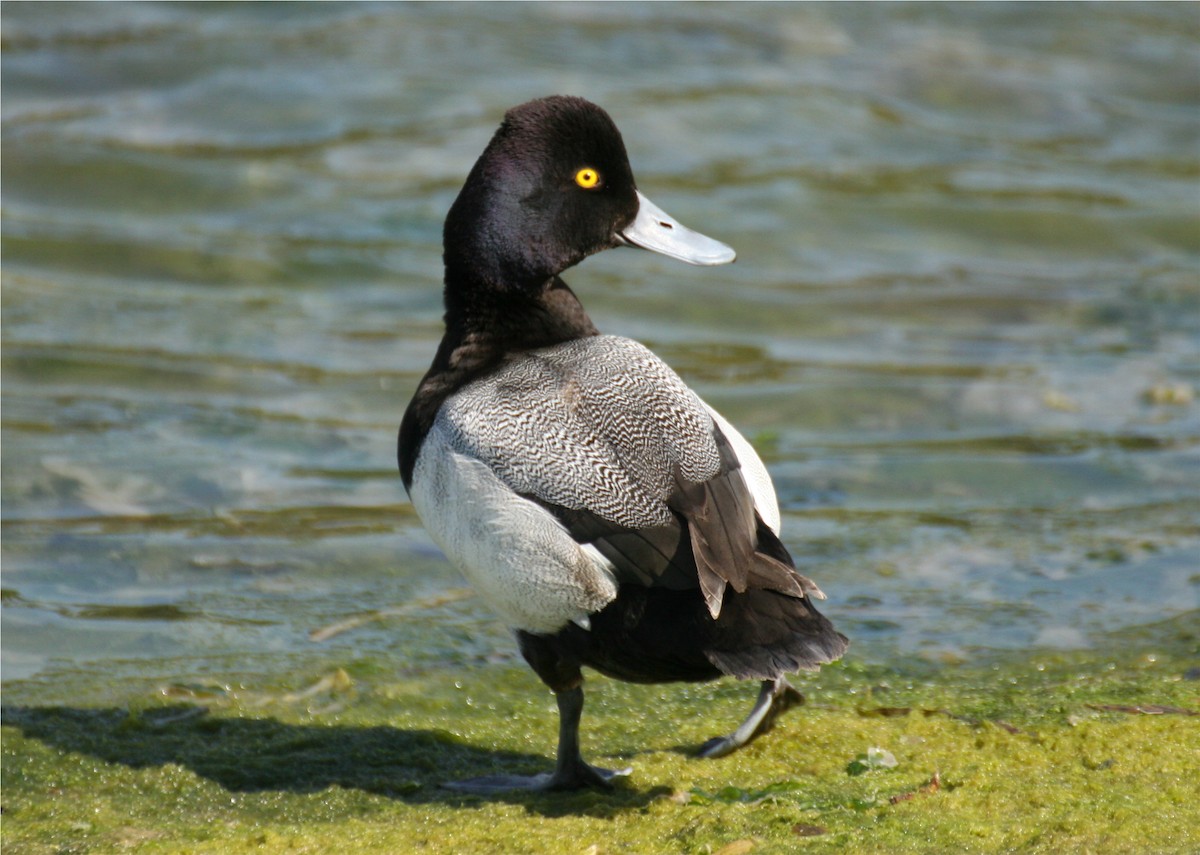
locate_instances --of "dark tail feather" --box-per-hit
[700,510,848,679]
[704,587,849,680]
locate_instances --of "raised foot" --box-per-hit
[697,734,746,759]
[443,761,632,794]
[697,679,805,759]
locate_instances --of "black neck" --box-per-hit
[397,274,599,488]
[442,274,597,353]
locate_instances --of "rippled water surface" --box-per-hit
[3,2,1198,691]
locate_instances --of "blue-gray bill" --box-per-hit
[618,191,737,266]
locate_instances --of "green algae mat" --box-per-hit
[4,615,1197,854]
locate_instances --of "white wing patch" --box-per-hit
[409,419,619,634]
[703,403,781,534]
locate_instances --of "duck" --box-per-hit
[398,95,847,792]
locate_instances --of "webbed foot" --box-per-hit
[444,760,631,794]
[697,678,804,759]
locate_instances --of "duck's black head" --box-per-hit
[442,96,735,306]
[443,96,637,290]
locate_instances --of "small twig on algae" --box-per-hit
[308,588,476,642]
[1085,703,1199,716]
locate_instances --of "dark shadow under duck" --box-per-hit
[398,95,848,792]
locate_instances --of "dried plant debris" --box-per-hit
[309,589,475,642]
[889,772,943,805]
[1085,703,1198,716]
[792,824,828,837]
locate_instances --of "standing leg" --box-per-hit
[442,631,630,792]
[543,685,632,790]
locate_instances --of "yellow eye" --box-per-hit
[574,167,601,189]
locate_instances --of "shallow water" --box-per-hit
[3,2,1198,691]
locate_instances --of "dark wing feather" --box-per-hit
[536,502,697,590]
[670,425,823,616]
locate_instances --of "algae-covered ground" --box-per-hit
[3,614,1198,854]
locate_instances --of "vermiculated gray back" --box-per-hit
[436,335,721,529]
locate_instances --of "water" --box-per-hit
[3,2,1198,693]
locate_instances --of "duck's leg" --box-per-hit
[443,632,630,793]
[543,684,632,789]
[696,677,804,759]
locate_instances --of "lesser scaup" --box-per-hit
[399,95,847,792]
